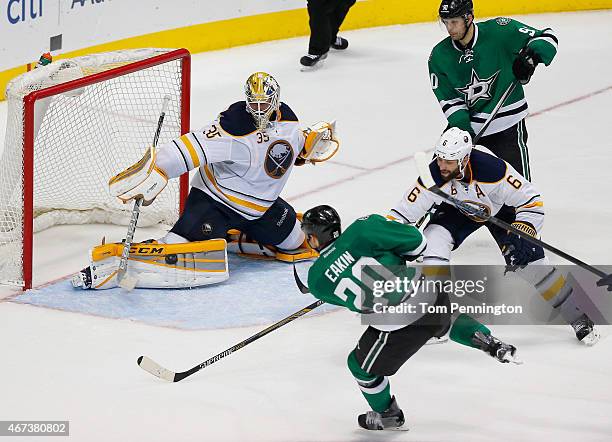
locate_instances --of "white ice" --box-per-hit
[1,10,612,441]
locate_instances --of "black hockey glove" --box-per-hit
[596,273,612,292]
[512,47,541,85]
[500,223,544,269]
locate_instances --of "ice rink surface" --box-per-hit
[1,10,612,441]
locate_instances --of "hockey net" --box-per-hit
[0,48,190,289]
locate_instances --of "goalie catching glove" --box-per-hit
[108,145,168,205]
[297,120,340,165]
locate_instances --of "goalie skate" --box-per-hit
[71,267,92,289]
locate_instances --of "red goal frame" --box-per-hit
[20,48,191,290]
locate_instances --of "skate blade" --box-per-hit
[385,424,409,432]
[581,330,601,346]
[502,353,524,365]
[300,62,325,72]
[358,424,409,432]
[425,336,449,345]
[300,55,328,72]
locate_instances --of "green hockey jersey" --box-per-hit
[307,215,426,314]
[428,17,558,137]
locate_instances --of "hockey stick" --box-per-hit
[473,80,518,144]
[293,262,311,294]
[117,95,172,290]
[137,299,324,382]
[414,152,607,279]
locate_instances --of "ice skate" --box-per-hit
[357,396,408,431]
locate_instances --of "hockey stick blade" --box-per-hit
[118,272,139,291]
[293,262,310,294]
[137,299,325,383]
[137,356,177,382]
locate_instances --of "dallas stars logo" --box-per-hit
[459,49,474,64]
[456,69,500,107]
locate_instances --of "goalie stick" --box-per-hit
[137,298,324,382]
[117,95,171,290]
[414,152,608,279]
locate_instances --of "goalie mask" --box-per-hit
[434,127,473,176]
[301,205,342,251]
[245,72,280,131]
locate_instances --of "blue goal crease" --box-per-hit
[12,256,338,330]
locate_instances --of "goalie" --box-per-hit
[72,71,339,290]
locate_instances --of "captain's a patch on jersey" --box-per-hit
[496,17,511,26]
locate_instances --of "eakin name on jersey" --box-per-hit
[155,101,303,219]
[389,148,544,235]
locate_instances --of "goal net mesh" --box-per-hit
[0,48,188,287]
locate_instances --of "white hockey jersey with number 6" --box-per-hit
[389,148,544,234]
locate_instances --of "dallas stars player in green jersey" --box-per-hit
[430,0,558,181]
[301,205,520,431]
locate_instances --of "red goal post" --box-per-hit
[1,48,191,290]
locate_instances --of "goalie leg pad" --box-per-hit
[227,217,318,263]
[85,239,228,289]
[227,230,277,260]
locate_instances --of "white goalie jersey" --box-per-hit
[389,148,544,235]
[156,101,304,219]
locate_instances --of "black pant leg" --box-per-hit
[428,203,483,250]
[243,197,298,246]
[328,0,356,43]
[354,292,451,376]
[307,0,334,55]
[170,188,232,241]
[478,120,530,180]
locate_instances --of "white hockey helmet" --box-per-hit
[434,127,473,175]
[244,72,280,131]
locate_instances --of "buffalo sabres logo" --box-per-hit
[265,140,294,179]
[456,69,500,107]
[459,200,491,223]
